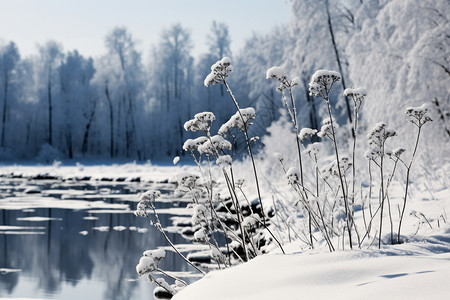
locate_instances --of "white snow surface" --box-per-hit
[174,228,450,300]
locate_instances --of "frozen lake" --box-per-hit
[0,176,200,300]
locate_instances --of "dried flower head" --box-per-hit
[344,87,367,110]
[405,103,432,127]
[366,122,396,159]
[286,167,301,185]
[318,117,339,140]
[309,70,341,97]
[298,127,318,143]
[204,57,233,87]
[218,107,256,134]
[184,112,216,133]
[266,66,301,91]
[134,190,161,217]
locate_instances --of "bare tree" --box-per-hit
[104,27,144,158]
[0,42,20,148]
[38,41,63,146]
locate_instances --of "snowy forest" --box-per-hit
[0,0,446,163]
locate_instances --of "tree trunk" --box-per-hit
[325,0,353,134]
[48,70,53,146]
[82,98,97,155]
[105,80,114,158]
[1,72,8,147]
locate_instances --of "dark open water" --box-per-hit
[0,178,197,300]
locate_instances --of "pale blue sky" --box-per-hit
[0,0,290,59]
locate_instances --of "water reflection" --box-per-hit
[0,179,195,300]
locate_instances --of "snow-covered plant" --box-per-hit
[267,66,306,191]
[264,67,433,252]
[267,66,318,246]
[202,57,285,258]
[136,248,187,296]
[397,103,432,243]
[204,57,233,87]
[344,88,367,218]
[184,112,216,132]
[364,121,398,248]
[308,70,355,249]
[298,128,318,143]
[317,117,339,140]
[134,190,206,276]
[218,107,256,134]
[308,70,341,97]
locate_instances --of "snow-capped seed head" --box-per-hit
[318,117,338,139]
[367,122,396,155]
[364,146,381,160]
[298,128,318,143]
[138,190,161,203]
[184,112,216,133]
[320,162,337,180]
[216,155,232,167]
[304,143,320,160]
[143,249,166,263]
[204,73,217,87]
[309,70,341,97]
[194,111,216,123]
[198,135,232,155]
[192,204,207,224]
[177,173,200,188]
[221,57,231,66]
[343,87,367,98]
[219,107,256,135]
[344,87,367,109]
[405,103,433,127]
[183,136,208,152]
[134,201,148,217]
[193,228,207,241]
[286,167,301,185]
[204,57,233,87]
[266,66,287,80]
[291,76,301,87]
[136,256,157,275]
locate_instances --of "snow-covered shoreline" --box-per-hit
[174,228,450,300]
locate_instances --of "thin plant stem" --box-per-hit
[324,93,353,249]
[147,209,205,275]
[398,126,423,243]
[223,80,267,226]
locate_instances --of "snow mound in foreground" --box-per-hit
[174,227,450,300]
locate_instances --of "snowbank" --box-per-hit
[174,228,450,299]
